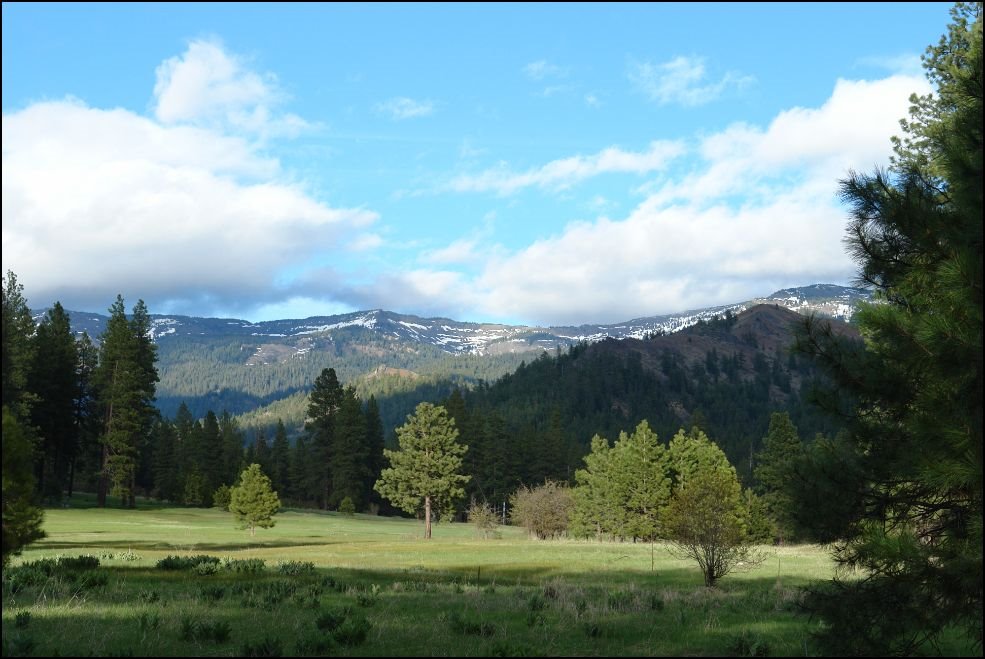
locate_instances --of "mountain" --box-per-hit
[35,284,869,433]
[440,303,861,502]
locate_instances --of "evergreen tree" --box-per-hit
[151,418,180,502]
[229,463,281,536]
[306,367,343,509]
[753,412,801,542]
[94,296,142,507]
[2,407,45,567]
[27,302,78,500]
[1,271,36,416]
[329,386,368,510]
[269,418,291,496]
[610,421,670,540]
[220,411,245,487]
[794,5,982,652]
[71,332,100,497]
[375,403,469,539]
[363,396,386,506]
[570,435,619,540]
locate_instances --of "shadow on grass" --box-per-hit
[34,539,357,551]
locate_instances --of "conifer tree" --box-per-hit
[306,367,343,509]
[753,412,801,542]
[229,463,281,536]
[27,302,78,500]
[2,407,45,566]
[375,403,469,539]
[269,419,291,496]
[794,4,982,652]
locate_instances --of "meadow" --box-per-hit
[0,496,964,656]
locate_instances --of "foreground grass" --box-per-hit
[0,498,975,656]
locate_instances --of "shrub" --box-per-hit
[58,555,100,571]
[241,636,283,657]
[212,484,232,511]
[277,560,315,576]
[224,558,266,574]
[338,496,356,516]
[467,500,500,539]
[509,481,574,539]
[727,630,771,657]
[156,555,221,571]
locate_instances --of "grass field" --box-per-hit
[0,496,975,656]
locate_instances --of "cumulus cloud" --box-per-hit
[421,73,930,325]
[374,97,435,120]
[2,44,376,317]
[628,55,754,106]
[153,38,309,138]
[448,140,685,195]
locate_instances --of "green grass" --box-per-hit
[0,497,976,656]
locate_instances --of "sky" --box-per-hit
[2,2,951,326]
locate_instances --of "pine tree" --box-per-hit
[229,463,281,536]
[71,332,100,497]
[151,418,180,502]
[269,419,291,496]
[329,386,368,510]
[570,435,618,540]
[794,5,982,652]
[27,302,78,500]
[753,412,801,543]
[1,271,36,416]
[306,368,343,509]
[375,403,469,539]
[2,407,45,566]
[363,396,386,506]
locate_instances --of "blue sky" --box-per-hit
[2,2,950,325]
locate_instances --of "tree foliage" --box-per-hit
[229,463,281,536]
[2,407,45,567]
[374,403,469,539]
[664,466,763,587]
[570,421,669,540]
[794,4,983,653]
[509,480,574,539]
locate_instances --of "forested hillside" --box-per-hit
[441,304,857,505]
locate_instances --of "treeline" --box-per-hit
[3,273,157,510]
[437,327,842,507]
[146,369,385,512]
[154,330,530,422]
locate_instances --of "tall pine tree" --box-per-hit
[794,4,982,652]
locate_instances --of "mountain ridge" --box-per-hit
[38,283,871,357]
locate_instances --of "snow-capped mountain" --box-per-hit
[38,283,871,357]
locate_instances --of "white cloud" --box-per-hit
[153,38,309,138]
[628,55,754,106]
[424,238,481,265]
[409,72,931,325]
[448,140,685,196]
[349,233,384,251]
[857,53,923,77]
[3,47,377,317]
[374,97,435,120]
[524,59,565,80]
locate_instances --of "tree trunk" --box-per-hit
[425,495,432,539]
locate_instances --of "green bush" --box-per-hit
[338,496,356,516]
[277,560,315,576]
[156,554,221,571]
